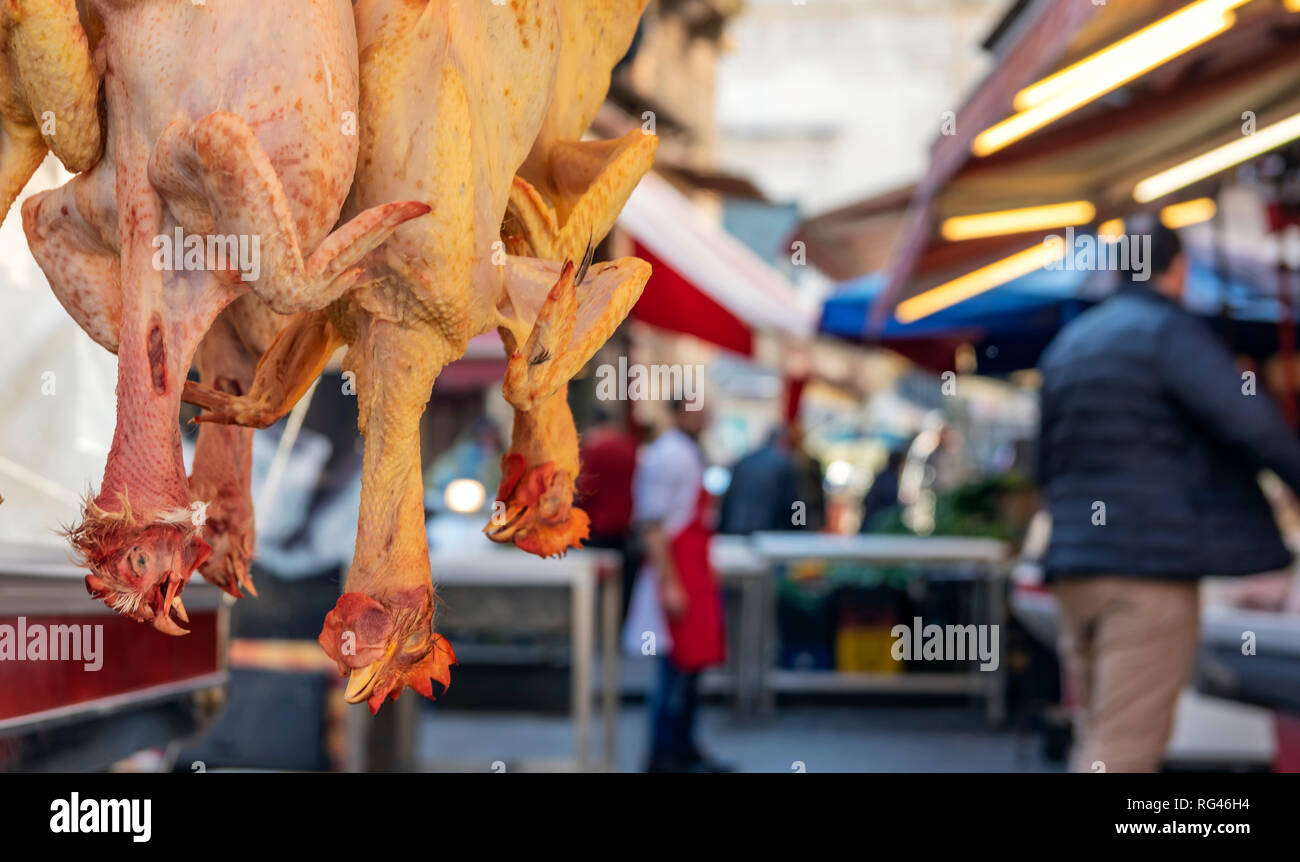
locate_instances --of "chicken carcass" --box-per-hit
[20,203,280,600]
[486,0,657,558]
[22,0,427,634]
[189,0,652,710]
[312,0,577,712]
[0,0,100,221]
[191,0,560,709]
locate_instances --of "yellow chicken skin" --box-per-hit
[0,0,100,220]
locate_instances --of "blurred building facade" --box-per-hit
[716,0,1007,215]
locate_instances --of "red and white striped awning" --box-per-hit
[618,171,815,355]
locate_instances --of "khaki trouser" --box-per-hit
[1052,577,1200,773]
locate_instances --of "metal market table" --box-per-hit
[709,535,774,713]
[0,541,229,768]
[749,532,1011,724]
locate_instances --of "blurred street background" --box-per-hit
[5,0,1300,773]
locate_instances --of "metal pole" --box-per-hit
[571,565,595,772]
[601,568,621,772]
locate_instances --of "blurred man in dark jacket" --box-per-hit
[718,428,802,535]
[860,448,905,531]
[1038,221,1300,772]
[790,421,827,531]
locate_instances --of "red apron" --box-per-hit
[666,488,726,672]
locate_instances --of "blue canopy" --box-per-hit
[819,268,1093,374]
[821,256,1300,374]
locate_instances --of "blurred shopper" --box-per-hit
[426,415,503,496]
[632,398,728,772]
[578,406,641,621]
[790,421,827,531]
[930,425,973,491]
[718,427,802,534]
[860,448,904,531]
[1037,221,1300,773]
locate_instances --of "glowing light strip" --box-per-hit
[940,201,1096,241]
[895,243,1066,324]
[974,9,1236,157]
[1134,110,1300,202]
[1013,0,1251,111]
[1097,218,1126,242]
[1160,197,1217,228]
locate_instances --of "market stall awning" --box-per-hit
[618,171,815,355]
[788,184,914,283]
[821,268,1093,374]
[872,0,1300,330]
[824,250,1300,375]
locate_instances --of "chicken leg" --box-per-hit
[187,303,271,600]
[317,321,455,712]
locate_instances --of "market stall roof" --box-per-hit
[618,171,815,356]
[873,0,1300,331]
[788,184,914,283]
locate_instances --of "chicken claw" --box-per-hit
[318,588,456,714]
